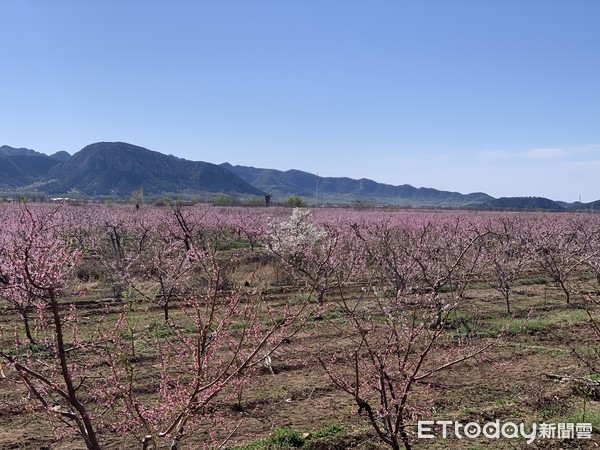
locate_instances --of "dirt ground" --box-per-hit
[1,266,599,450]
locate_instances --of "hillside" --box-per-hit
[50,151,71,161]
[480,197,566,212]
[221,163,493,207]
[0,146,61,188]
[40,142,265,197]
[0,145,41,157]
[0,141,597,210]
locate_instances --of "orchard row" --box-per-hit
[0,203,598,450]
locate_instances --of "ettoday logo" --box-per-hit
[417,420,593,444]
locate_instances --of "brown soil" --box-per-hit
[1,276,599,450]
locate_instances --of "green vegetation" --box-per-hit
[232,425,346,450]
[215,193,236,204]
[566,400,600,432]
[515,277,548,286]
[130,188,144,207]
[285,196,305,207]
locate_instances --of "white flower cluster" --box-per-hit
[269,208,327,256]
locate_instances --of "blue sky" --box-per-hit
[1,1,599,202]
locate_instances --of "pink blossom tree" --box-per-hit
[319,298,490,450]
[0,205,102,449]
[480,216,534,316]
[533,217,593,303]
[0,204,308,449]
[96,232,307,449]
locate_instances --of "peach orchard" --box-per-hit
[0,203,598,449]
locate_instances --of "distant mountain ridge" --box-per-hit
[0,145,41,157]
[221,163,493,207]
[481,196,566,212]
[0,145,62,186]
[0,141,597,210]
[40,142,265,197]
[50,151,71,161]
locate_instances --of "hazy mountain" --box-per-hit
[40,142,265,197]
[480,197,565,212]
[0,154,27,186]
[0,141,597,210]
[0,147,61,188]
[221,163,493,207]
[0,145,41,157]
[50,151,71,161]
[563,200,600,212]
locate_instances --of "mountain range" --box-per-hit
[0,142,596,211]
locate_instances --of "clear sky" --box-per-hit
[1,1,599,202]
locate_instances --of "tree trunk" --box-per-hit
[21,308,36,345]
[49,289,101,450]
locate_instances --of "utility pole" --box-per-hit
[315,173,319,207]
